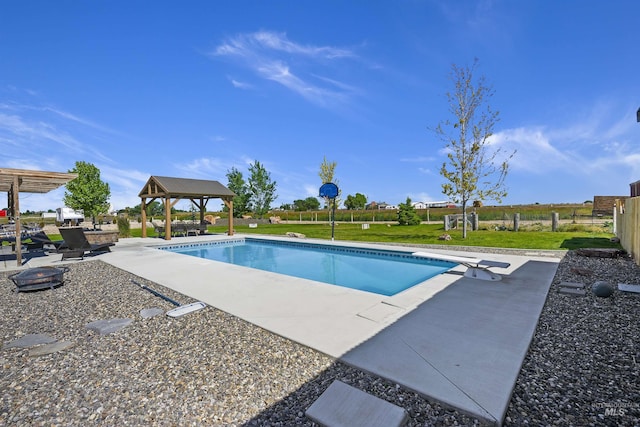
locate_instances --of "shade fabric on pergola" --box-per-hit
[138,176,236,239]
[0,167,78,266]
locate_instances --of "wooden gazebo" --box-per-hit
[0,167,78,266]
[138,176,236,239]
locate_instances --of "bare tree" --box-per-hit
[433,59,514,238]
[318,156,341,208]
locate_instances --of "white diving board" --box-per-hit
[412,251,511,282]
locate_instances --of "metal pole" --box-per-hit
[331,197,336,241]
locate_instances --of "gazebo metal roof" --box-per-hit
[138,176,235,200]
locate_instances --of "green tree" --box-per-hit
[63,161,110,229]
[293,197,321,211]
[248,160,277,218]
[146,201,164,217]
[125,202,173,217]
[344,193,367,210]
[433,59,514,238]
[226,167,250,218]
[397,197,421,225]
[319,156,341,209]
[130,201,164,217]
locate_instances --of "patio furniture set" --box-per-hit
[153,221,207,238]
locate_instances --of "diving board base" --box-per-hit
[464,267,502,282]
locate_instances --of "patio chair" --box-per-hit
[57,227,114,260]
[171,222,188,237]
[29,231,66,251]
[152,222,166,238]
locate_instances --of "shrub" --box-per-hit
[397,197,421,226]
[117,216,131,238]
[519,222,546,232]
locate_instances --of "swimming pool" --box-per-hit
[161,238,456,296]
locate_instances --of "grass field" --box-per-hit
[128,222,620,251]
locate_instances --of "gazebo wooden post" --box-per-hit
[140,198,148,238]
[224,198,234,236]
[198,197,206,234]
[164,197,172,240]
[12,176,22,266]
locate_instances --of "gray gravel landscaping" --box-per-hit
[1,249,639,426]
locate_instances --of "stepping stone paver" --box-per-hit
[140,307,164,318]
[85,318,133,335]
[3,333,57,349]
[29,340,75,356]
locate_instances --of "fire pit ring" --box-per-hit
[8,266,70,292]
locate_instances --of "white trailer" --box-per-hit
[56,207,85,225]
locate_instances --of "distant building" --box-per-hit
[412,201,456,209]
[366,201,390,210]
[592,196,626,216]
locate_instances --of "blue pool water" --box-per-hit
[161,238,456,296]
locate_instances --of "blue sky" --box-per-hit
[2,1,639,212]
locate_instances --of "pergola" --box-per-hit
[138,176,236,239]
[0,167,78,266]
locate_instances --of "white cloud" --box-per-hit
[175,157,230,178]
[303,184,319,198]
[400,156,436,162]
[491,127,574,173]
[230,78,252,89]
[492,106,640,183]
[417,167,436,175]
[211,31,358,108]
[0,111,83,153]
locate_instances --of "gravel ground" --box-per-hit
[1,249,639,426]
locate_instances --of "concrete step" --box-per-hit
[558,281,585,289]
[305,380,408,427]
[618,283,640,293]
[558,287,586,296]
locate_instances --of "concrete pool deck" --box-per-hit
[3,235,560,425]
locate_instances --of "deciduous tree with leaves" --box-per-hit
[344,193,367,210]
[225,167,250,218]
[293,197,321,211]
[248,160,277,218]
[433,59,514,238]
[63,161,111,229]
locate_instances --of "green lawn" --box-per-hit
[135,222,620,251]
[8,222,616,252]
